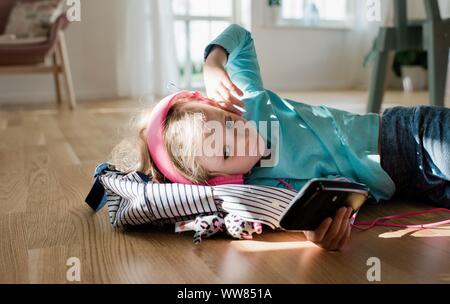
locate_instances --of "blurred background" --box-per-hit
[0,0,448,106]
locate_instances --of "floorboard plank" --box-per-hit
[0,213,29,283]
[0,92,449,283]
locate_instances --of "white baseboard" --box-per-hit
[0,81,353,104]
[0,89,118,104]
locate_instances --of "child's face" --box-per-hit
[181,101,264,176]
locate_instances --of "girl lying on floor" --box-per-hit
[110,24,450,251]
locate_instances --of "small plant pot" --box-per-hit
[401,66,428,92]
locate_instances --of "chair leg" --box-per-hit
[52,52,62,105]
[57,31,77,109]
[367,50,390,114]
[427,45,448,107]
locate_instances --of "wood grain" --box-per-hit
[0,92,449,283]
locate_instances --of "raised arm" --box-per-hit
[204,24,264,98]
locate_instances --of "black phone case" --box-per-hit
[279,179,369,231]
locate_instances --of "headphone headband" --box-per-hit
[146,91,243,185]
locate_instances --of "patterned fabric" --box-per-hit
[224,213,263,239]
[213,184,295,228]
[86,163,298,242]
[191,213,226,244]
[190,212,263,244]
[4,0,64,38]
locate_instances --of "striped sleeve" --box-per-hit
[144,182,217,220]
[97,169,297,230]
[100,172,151,227]
[213,184,297,229]
[99,171,218,228]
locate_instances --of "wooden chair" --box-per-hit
[367,0,450,113]
[0,0,76,108]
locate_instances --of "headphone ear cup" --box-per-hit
[207,175,244,186]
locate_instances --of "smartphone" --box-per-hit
[279,178,369,231]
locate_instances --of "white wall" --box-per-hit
[1,0,449,104]
[0,0,377,103]
[250,0,373,91]
[0,0,121,103]
[251,0,450,92]
[250,25,360,91]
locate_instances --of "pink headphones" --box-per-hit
[146,90,244,185]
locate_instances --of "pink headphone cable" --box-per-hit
[277,178,296,191]
[276,178,450,231]
[277,178,450,231]
[351,208,450,231]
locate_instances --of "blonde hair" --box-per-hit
[109,99,211,184]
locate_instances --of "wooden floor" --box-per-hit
[1,91,449,284]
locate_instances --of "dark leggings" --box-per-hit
[380,105,450,207]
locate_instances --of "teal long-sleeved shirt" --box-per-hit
[204,24,395,202]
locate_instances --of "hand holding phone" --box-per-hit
[303,207,353,251]
[280,178,369,231]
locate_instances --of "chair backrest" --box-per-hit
[0,0,17,34]
[0,0,44,34]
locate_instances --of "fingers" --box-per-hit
[217,101,243,116]
[310,217,332,243]
[203,63,244,112]
[211,83,243,116]
[217,82,244,107]
[337,224,352,249]
[205,92,240,115]
[330,208,352,250]
[320,207,348,248]
[222,77,244,98]
[307,207,353,251]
